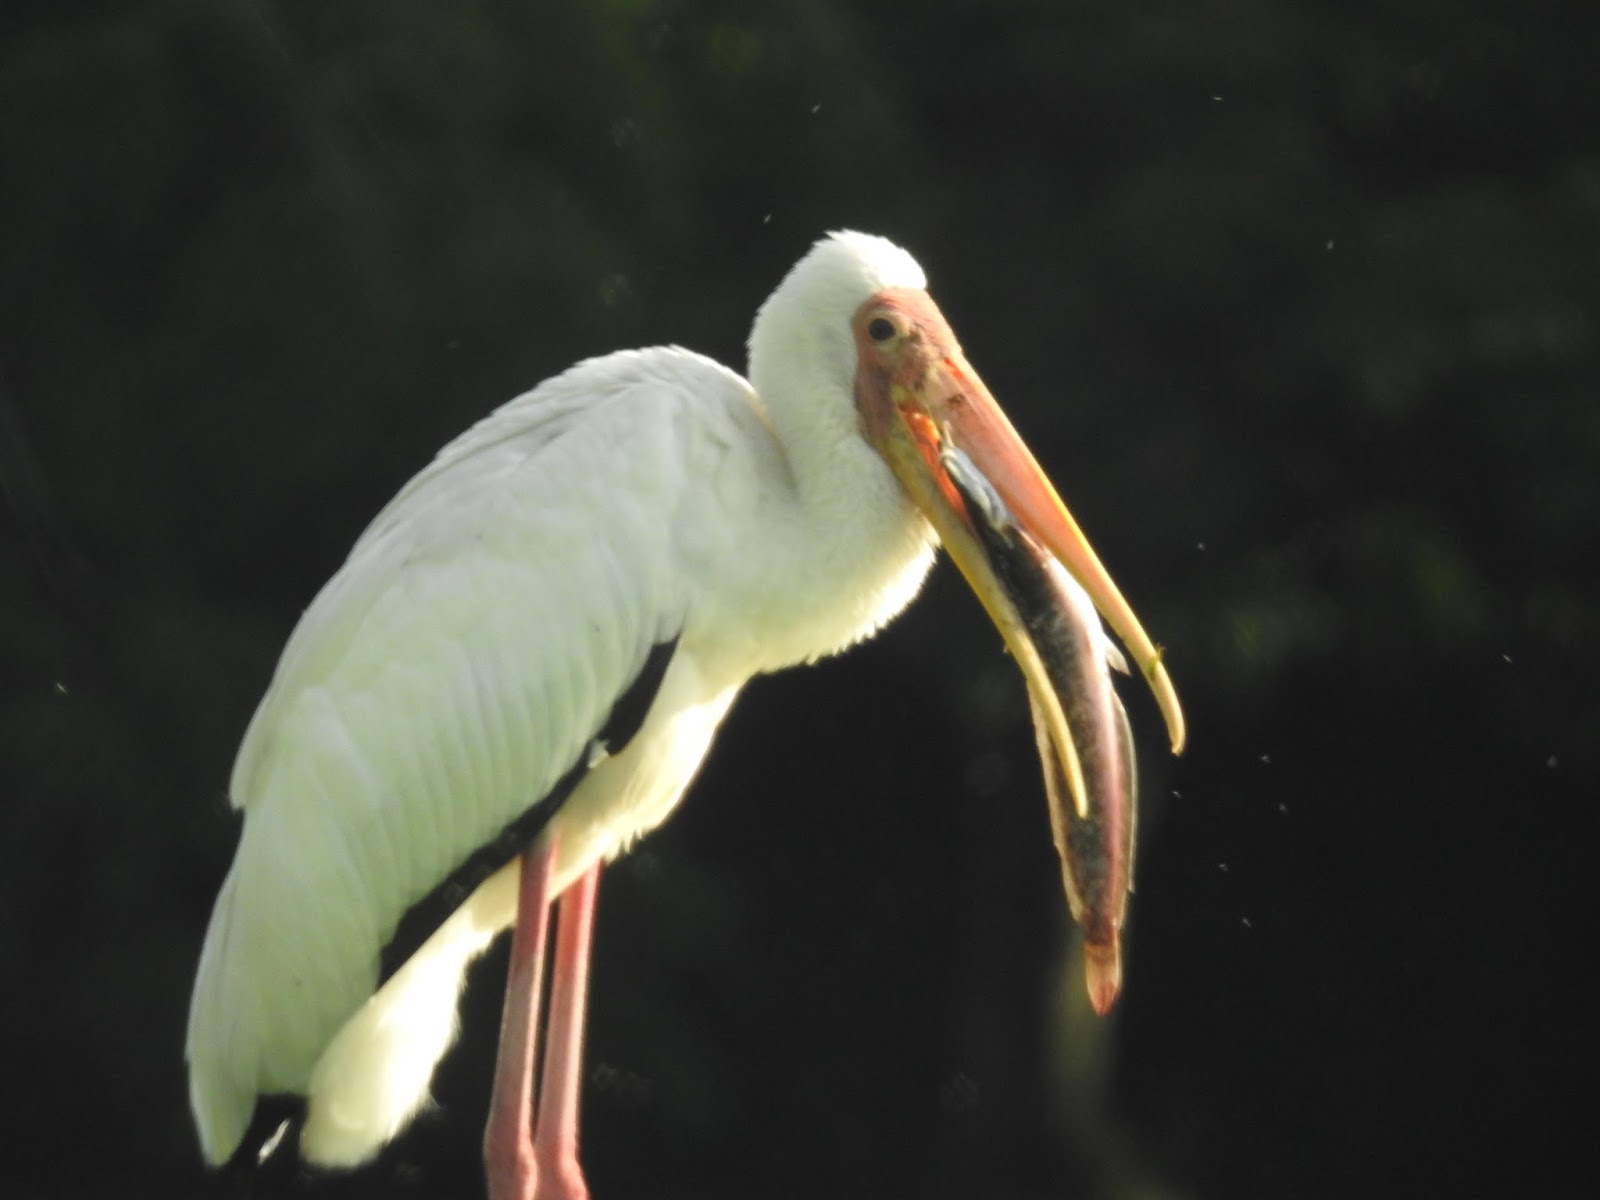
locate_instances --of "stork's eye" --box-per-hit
[867,316,897,343]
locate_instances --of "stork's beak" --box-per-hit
[854,288,1185,767]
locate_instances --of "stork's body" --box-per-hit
[187,233,1183,1197]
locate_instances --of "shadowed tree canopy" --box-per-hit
[1,1,1595,1197]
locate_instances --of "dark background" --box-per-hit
[3,2,1596,1198]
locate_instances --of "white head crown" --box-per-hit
[748,231,927,395]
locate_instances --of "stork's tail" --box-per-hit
[186,868,258,1166]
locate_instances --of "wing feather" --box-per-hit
[187,348,760,1164]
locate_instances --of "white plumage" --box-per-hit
[186,233,941,1167]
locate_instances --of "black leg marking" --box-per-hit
[594,636,678,752]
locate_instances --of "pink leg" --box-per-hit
[484,840,557,1200]
[531,860,601,1200]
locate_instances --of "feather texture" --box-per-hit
[187,232,943,1169]
[190,351,729,1162]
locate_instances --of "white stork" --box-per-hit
[185,231,1184,1199]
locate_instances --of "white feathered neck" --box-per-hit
[724,231,939,667]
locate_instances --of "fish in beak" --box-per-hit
[941,444,1139,1015]
[853,287,1183,1013]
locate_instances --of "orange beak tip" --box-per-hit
[1084,941,1122,1016]
[1140,644,1187,755]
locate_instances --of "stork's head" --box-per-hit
[758,230,1184,752]
[748,232,927,442]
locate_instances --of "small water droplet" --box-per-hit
[598,273,632,307]
[938,1072,980,1113]
[609,117,639,149]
